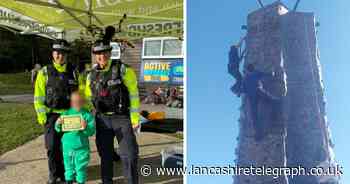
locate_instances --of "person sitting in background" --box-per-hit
[166,87,182,108]
[142,87,166,105]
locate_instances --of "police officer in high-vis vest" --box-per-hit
[85,36,140,184]
[34,39,78,184]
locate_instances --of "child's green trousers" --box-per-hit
[63,148,90,183]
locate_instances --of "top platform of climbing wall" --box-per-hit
[244,2,289,74]
[248,1,289,24]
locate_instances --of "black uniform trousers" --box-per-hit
[95,113,139,184]
[249,89,283,140]
[44,113,65,180]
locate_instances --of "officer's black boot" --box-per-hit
[47,177,57,184]
[59,176,66,183]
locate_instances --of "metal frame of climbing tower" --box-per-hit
[255,0,302,11]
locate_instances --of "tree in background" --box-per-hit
[0,28,51,73]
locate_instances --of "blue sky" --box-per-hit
[187,0,349,183]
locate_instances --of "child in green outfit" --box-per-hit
[55,91,95,184]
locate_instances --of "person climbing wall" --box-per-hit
[242,64,285,141]
[228,36,246,97]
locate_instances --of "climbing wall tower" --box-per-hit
[234,2,338,184]
[281,11,338,184]
[234,3,289,184]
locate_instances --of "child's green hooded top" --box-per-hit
[55,108,95,151]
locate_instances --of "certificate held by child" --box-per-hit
[61,115,84,132]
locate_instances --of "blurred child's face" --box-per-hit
[70,93,85,110]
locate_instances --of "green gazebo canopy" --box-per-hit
[0,0,183,40]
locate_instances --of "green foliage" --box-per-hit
[0,29,52,73]
[0,103,43,155]
[69,39,92,64]
[0,29,93,73]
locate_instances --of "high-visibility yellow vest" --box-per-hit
[34,62,81,125]
[85,60,140,127]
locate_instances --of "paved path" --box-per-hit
[0,132,183,184]
[0,94,33,103]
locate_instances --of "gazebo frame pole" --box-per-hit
[53,0,89,29]
[293,0,301,11]
[257,0,264,8]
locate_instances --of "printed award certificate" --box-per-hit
[61,114,83,132]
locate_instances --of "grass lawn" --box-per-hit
[0,103,43,155]
[0,72,33,95]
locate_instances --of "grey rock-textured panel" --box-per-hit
[234,2,288,184]
[281,12,338,184]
